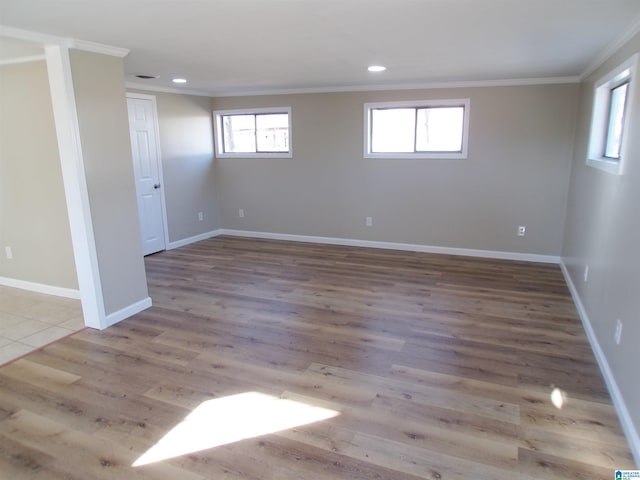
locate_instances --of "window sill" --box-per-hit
[216,152,293,159]
[364,152,467,160]
[586,157,623,175]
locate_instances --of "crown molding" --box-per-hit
[208,76,581,98]
[125,81,213,97]
[581,12,640,81]
[0,25,65,45]
[69,39,129,57]
[0,25,128,58]
[128,75,579,100]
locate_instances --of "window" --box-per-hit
[364,99,470,159]
[587,54,637,174]
[214,107,292,158]
[603,80,629,159]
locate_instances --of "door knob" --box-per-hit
[153,183,160,189]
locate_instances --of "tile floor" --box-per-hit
[0,285,85,365]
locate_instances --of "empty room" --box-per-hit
[1,1,639,478]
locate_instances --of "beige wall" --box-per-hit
[128,89,218,243]
[212,84,578,256]
[70,50,148,315]
[0,60,77,289]
[562,31,640,453]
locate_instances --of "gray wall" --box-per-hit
[212,84,578,256]
[128,89,218,243]
[70,50,149,315]
[0,60,77,289]
[562,31,640,449]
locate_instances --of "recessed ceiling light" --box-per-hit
[172,78,187,84]
[368,65,386,72]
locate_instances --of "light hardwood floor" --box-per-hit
[0,236,635,479]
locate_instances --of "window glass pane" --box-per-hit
[223,115,256,153]
[416,106,464,152]
[371,108,416,153]
[256,113,289,152]
[604,82,629,159]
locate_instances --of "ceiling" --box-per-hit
[1,0,640,96]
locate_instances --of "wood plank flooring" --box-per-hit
[0,236,635,479]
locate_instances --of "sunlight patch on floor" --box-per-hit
[133,391,340,467]
[550,386,567,409]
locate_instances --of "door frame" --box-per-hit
[126,92,170,255]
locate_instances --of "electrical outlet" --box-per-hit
[517,226,526,237]
[239,209,245,218]
[366,216,373,227]
[614,319,623,345]
[198,211,204,221]
[5,246,12,259]
[583,265,589,283]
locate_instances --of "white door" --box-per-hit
[127,94,166,255]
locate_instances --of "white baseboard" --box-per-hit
[104,296,152,329]
[0,276,80,299]
[217,229,560,264]
[560,261,640,467]
[167,229,223,250]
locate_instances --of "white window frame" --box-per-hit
[214,106,292,158]
[586,54,637,175]
[364,99,470,159]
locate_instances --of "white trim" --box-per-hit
[125,81,213,98]
[126,92,170,253]
[0,25,68,46]
[69,39,129,58]
[0,54,46,66]
[167,229,223,250]
[45,44,107,330]
[129,77,582,99]
[213,107,292,159]
[0,276,80,299]
[364,98,470,160]
[586,157,623,175]
[581,12,640,81]
[104,297,152,329]
[0,25,128,58]
[560,261,640,466]
[128,76,580,99]
[207,76,581,98]
[218,229,560,264]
